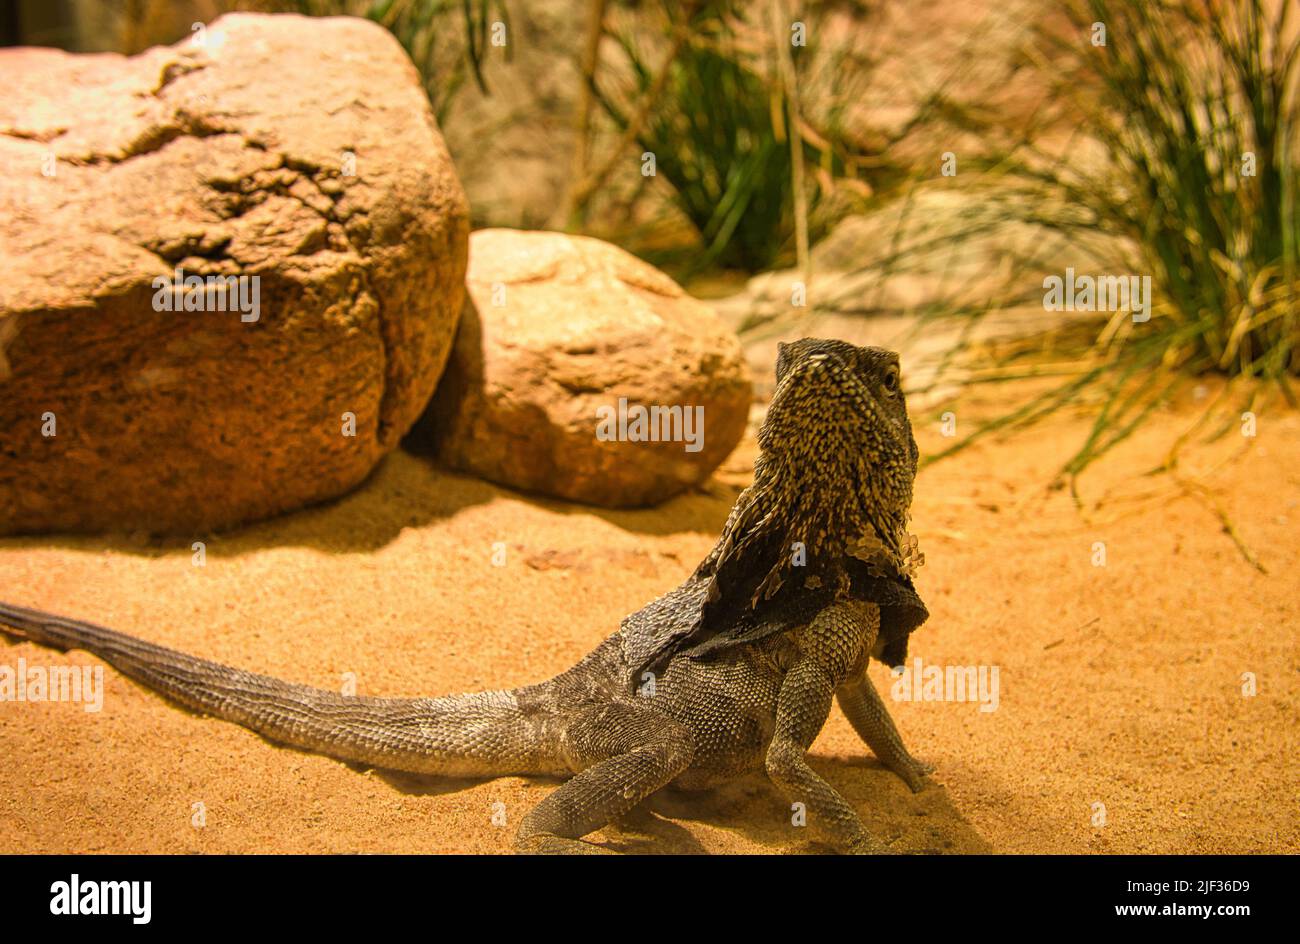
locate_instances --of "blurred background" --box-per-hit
[6,0,1293,490]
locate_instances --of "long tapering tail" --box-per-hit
[0,601,562,777]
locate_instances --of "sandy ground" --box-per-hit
[0,380,1296,854]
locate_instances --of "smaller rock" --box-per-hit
[416,229,751,507]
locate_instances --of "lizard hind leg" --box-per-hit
[515,704,695,854]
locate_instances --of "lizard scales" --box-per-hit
[0,338,933,853]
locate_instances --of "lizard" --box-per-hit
[0,338,933,854]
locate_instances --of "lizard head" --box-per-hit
[770,337,918,477]
[700,338,922,609]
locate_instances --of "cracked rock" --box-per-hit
[0,13,469,535]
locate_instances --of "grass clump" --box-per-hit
[924,0,1298,487]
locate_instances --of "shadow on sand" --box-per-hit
[0,446,749,561]
[371,757,992,855]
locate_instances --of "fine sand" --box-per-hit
[1,381,1296,854]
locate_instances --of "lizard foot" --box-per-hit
[891,757,934,793]
[514,833,617,855]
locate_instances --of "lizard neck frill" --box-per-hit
[696,446,911,614]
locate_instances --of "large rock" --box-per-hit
[0,13,469,535]
[419,229,751,507]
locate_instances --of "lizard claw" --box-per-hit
[895,757,934,793]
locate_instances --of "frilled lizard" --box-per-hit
[0,338,933,854]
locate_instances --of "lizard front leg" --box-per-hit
[837,674,933,793]
[765,658,888,854]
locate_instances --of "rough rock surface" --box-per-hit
[0,13,469,535]
[418,229,751,507]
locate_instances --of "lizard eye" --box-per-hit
[882,365,900,394]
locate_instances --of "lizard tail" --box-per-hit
[0,601,564,778]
